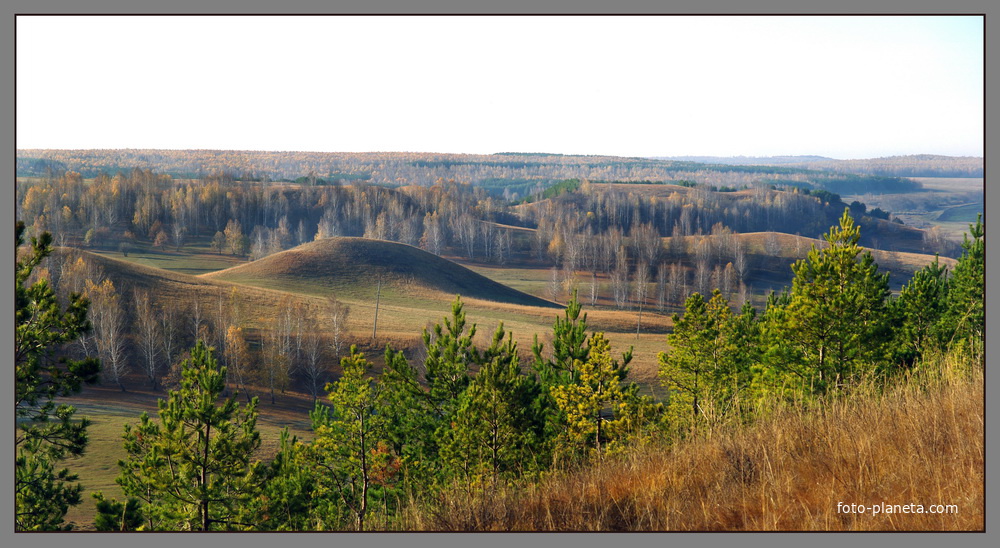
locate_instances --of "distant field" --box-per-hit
[57,230,950,402]
[90,246,246,276]
[846,177,983,243]
[909,176,984,193]
[83,233,247,275]
[65,240,677,386]
[937,202,983,223]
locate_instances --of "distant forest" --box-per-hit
[660,154,984,178]
[16,149,941,200]
[15,152,961,281]
[15,152,964,331]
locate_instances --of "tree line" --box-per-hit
[18,149,947,189]
[18,166,952,322]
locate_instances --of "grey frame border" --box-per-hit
[2,2,993,548]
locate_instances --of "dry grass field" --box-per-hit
[415,358,984,531]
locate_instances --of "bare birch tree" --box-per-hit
[87,279,129,390]
[300,314,327,402]
[327,295,351,361]
[133,289,162,390]
[633,262,650,338]
[611,250,630,310]
[656,262,668,313]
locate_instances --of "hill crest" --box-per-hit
[204,237,560,308]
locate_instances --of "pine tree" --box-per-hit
[550,333,637,458]
[92,492,143,531]
[936,214,984,360]
[726,301,761,417]
[308,346,394,531]
[380,345,438,487]
[15,222,100,530]
[250,430,318,531]
[423,296,478,419]
[440,323,544,483]
[531,291,633,464]
[890,257,949,368]
[767,209,891,394]
[531,290,591,386]
[657,290,737,429]
[115,341,263,531]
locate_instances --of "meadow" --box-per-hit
[845,177,983,242]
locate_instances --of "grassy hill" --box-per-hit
[53,243,675,388]
[53,247,318,316]
[421,363,983,531]
[203,237,559,309]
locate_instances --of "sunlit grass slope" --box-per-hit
[418,362,983,531]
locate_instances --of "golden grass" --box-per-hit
[418,360,983,531]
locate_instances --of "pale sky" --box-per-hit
[16,15,984,159]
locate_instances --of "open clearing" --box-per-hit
[845,177,983,242]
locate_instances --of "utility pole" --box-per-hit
[371,275,382,341]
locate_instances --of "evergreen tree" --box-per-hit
[92,492,143,531]
[15,222,100,530]
[380,345,438,488]
[308,346,395,531]
[765,209,891,394]
[657,290,737,429]
[115,341,263,531]
[890,257,949,368]
[440,323,545,483]
[423,296,478,419]
[531,289,592,386]
[531,291,633,462]
[726,301,762,417]
[550,333,640,458]
[936,214,984,360]
[250,430,319,531]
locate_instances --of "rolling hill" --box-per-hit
[203,237,559,308]
[52,247,327,325]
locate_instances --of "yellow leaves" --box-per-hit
[84,277,118,304]
[20,186,50,217]
[552,332,634,454]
